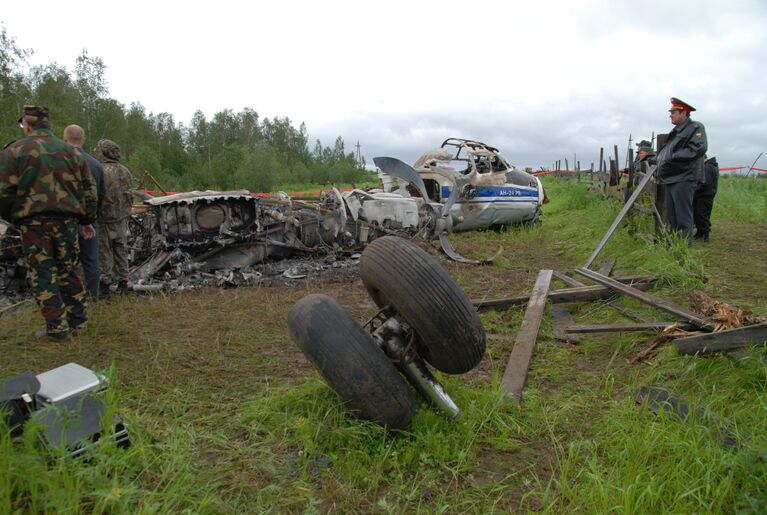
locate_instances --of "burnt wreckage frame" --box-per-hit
[1,138,545,295]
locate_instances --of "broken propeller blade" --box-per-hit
[438,232,500,265]
[373,156,431,201]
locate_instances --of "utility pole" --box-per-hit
[355,140,362,166]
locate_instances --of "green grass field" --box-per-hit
[1,176,765,513]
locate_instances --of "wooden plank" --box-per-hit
[575,268,713,329]
[674,322,767,355]
[566,322,697,334]
[552,270,585,288]
[583,165,657,269]
[473,278,654,312]
[552,305,580,343]
[625,148,635,203]
[502,270,553,405]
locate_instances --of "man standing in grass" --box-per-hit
[0,106,98,341]
[655,97,708,243]
[693,155,719,242]
[63,125,106,297]
[95,139,135,294]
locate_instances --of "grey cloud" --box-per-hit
[309,87,765,172]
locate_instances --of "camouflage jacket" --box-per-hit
[99,161,135,223]
[0,128,97,224]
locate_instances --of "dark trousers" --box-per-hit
[693,194,715,235]
[79,224,100,297]
[665,180,696,241]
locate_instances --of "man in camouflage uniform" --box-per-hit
[0,106,98,340]
[95,139,134,293]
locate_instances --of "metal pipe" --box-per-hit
[398,356,460,419]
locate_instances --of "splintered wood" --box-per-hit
[630,322,695,364]
[689,290,766,331]
[501,270,552,405]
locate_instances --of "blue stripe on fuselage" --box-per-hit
[455,199,537,204]
[440,185,537,199]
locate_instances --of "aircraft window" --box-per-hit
[444,159,472,175]
[475,156,492,174]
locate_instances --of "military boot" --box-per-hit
[68,317,88,336]
[99,281,113,298]
[35,328,69,342]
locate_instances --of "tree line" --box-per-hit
[0,25,369,193]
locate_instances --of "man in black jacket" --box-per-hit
[655,97,708,242]
[64,124,106,297]
[693,156,719,242]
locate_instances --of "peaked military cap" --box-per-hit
[637,140,653,150]
[669,97,696,112]
[17,105,50,126]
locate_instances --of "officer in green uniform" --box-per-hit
[0,106,98,340]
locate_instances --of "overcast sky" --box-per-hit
[4,0,766,169]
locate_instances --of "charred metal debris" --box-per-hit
[126,185,456,291]
[1,138,545,299]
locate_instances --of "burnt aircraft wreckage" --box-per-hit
[0,138,545,296]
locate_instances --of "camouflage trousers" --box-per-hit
[98,219,129,284]
[20,217,87,335]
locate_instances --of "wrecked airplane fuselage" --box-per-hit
[379,138,545,231]
[128,187,450,287]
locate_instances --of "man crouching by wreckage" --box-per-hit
[94,139,135,295]
[0,106,98,341]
